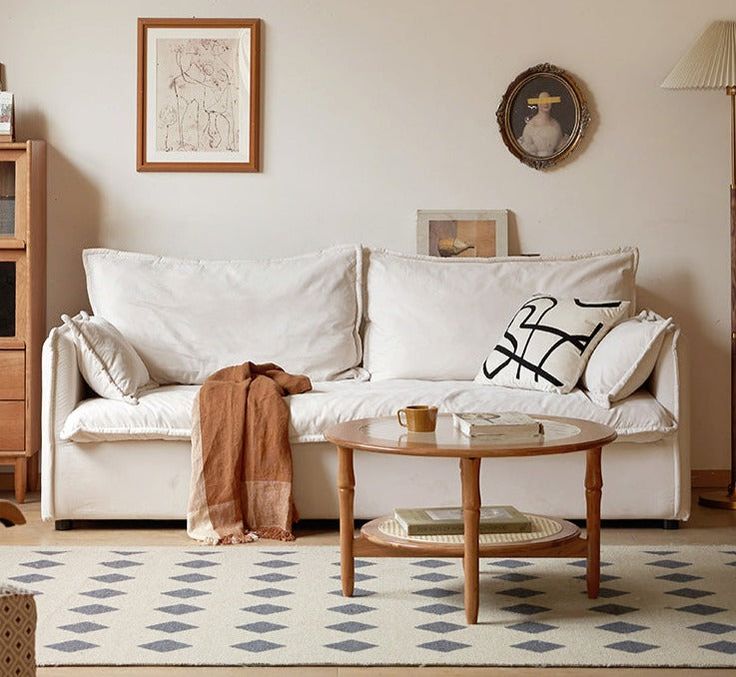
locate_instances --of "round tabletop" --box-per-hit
[324,414,617,458]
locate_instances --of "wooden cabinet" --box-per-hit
[0,141,46,502]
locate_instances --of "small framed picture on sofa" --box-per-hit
[417,210,509,258]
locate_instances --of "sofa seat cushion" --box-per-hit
[60,380,676,445]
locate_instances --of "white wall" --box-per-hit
[1,0,733,470]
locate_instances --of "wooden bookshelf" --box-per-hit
[0,141,46,503]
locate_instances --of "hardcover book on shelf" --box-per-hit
[452,411,542,438]
[394,505,532,536]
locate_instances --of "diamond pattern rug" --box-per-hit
[0,545,734,666]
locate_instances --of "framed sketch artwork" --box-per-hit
[137,18,261,172]
[417,210,509,258]
[496,63,590,170]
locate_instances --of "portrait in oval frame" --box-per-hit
[496,63,590,170]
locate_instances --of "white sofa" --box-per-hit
[41,246,690,527]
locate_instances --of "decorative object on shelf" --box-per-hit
[417,209,508,257]
[496,63,590,170]
[0,141,46,503]
[394,504,531,536]
[662,20,736,510]
[0,92,14,143]
[137,18,261,172]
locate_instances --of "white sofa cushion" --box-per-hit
[475,296,629,394]
[83,246,365,385]
[582,310,674,408]
[60,379,675,445]
[363,248,638,381]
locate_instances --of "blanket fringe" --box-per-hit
[254,526,296,542]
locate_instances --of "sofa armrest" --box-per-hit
[41,325,84,521]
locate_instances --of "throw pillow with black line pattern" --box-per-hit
[474,295,629,394]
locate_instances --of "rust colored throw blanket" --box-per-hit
[187,362,312,544]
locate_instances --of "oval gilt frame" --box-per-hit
[496,63,590,171]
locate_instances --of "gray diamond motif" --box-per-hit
[507,621,557,634]
[147,621,196,634]
[326,621,376,634]
[100,560,142,569]
[20,559,63,570]
[499,587,543,598]
[34,550,67,556]
[416,621,464,634]
[81,588,125,599]
[46,640,97,652]
[139,640,190,653]
[568,559,612,568]
[110,550,144,556]
[329,588,374,597]
[325,640,376,652]
[646,559,691,569]
[328,603,374,615]
[155,604,203,616]
[330,572,376,583]
[412,572,455,583]
[255,559,298,569]
[184,551,221,556]
[656,573,702,583]
[248,588,292,598]
[605,640,658,653]
[590,604,638,616]
[492,559,534,569]
[689,622,736,635]
[597,622,648,634]
[585,588,628,599]
[331,559,376,569]
[665,588,714,599]
[70,604,117,616]
[415,603,462,616]
[495,573,538,582]
[170,573,215,583]
[677,604,727,616]
[411,559,454,569]
[574,573,620,583]
[644,549,678,555]
[418,639,469,653]
[702,640,736,654]
[232,640,284,652]
[90,574,134,584]
[414,587,457,599]
[59,622,107,634]
[511,640,562,653]
[254,573,296,583]
[10,574,52,584]
[242,604,290,615]
[163,588,210,599]
[237,621,286,633]
[176,560,219,569]
[260,550,296,556]
[502,604,550,616]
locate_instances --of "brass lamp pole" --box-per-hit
[662,21,736,509]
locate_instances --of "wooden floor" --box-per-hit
[2,489,734,676]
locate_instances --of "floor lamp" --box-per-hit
[662,20,736,509]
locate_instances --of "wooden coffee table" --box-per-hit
[324,414,617,624]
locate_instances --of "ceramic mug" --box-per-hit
[397,405,438,432]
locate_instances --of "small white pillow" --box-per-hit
[582,310,673,408]
[475,295,629,394]
[61,312,156,405]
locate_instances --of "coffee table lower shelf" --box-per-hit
[355,514,588,559]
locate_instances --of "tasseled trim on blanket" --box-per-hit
[253,526,296,542]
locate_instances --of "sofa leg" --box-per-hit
[662,519,680,530]
[55,520,73,531]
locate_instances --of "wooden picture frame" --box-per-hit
[496,63,590,171]
[417,210,509,258]
[137,17,261,172]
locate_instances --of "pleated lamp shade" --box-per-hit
[661,20,736,89]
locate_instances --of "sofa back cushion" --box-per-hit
[84,246,364,384]
[363,248,638,381]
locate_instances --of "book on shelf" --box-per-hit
[394,505,532,536]
[452,411,543,438]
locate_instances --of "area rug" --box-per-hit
[1,545,735,667]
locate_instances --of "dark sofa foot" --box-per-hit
[55,519,73,531]
[662,519,680,530]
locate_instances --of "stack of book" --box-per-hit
[452,411,543,441]
[394,505,531,536]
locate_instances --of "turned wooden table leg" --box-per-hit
[585,447,603,599]
[461,457,481,624]
[338,446,355,597]
[14,457,27,504]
